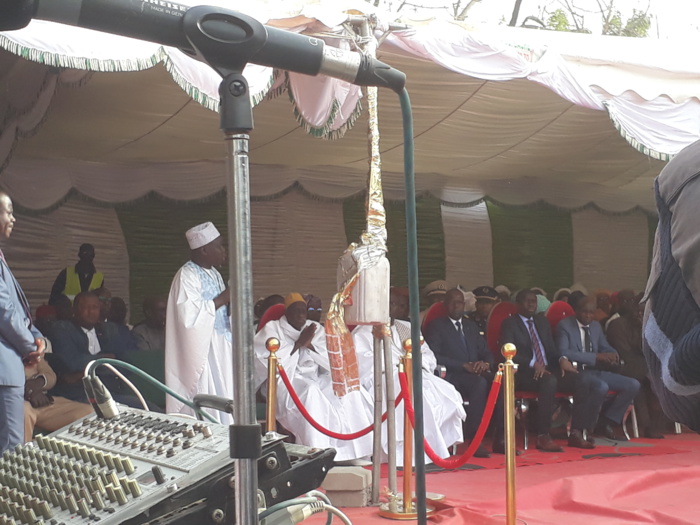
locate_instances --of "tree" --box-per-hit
[538,1,651,37]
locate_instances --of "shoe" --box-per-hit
[568,429,595,449]
[595,421,629,441]
[473,444,491,458]
[492,440,523,456]
[536,434,563,453]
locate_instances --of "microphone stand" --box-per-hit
[182,12,266,525]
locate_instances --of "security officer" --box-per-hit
[466,286,500,339]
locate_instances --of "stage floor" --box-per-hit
[307,432,700,524]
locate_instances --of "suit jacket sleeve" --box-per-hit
[425,320,465,372]
[556,318,596,367]
[0,264,38,358]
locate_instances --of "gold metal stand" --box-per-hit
[500,343,519,525]
[379,338,436,520]
[265,337,280,433]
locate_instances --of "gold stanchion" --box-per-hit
[500,343,519,525]
[379,338,436,520]
[265,337,280,434]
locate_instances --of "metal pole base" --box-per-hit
[378,499,436,520]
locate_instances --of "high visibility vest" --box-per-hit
[64,266,103,301]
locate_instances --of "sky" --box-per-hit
[393,0,700,39]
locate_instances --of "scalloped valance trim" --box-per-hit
[0,35,278,115]
[10,183,656,218]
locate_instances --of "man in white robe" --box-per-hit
[254,293,374,462]
[165,222,233,424]
[352,288,465,461]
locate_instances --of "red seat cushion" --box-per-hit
[257,303,286,333]
[486,301,519,360]
[422,301,447,332]
[545,300,575,334]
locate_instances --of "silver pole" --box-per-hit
[371,335,383,504]
[383,333,398,508]
[225,133,258,525]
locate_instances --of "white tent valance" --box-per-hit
[2,1,699,212]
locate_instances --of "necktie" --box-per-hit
[583,326,592,352]
[527,319,545,365]
[455,320,466,344]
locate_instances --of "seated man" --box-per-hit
[353,288,465,461]
[500,289,579,451]
[556,296,640,441]
[254,293,374,462]
[48,291,151,410]
[24,355,92,442]
[131,295,167,352]
[424,288,503,457]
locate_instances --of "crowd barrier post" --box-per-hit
[265,337,280,433]
[500,343,519,525]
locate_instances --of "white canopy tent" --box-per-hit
[0,0,698,312]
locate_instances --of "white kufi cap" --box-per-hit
[186,222,220,250]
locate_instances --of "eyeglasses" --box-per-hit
[308,307,322,312]
[99,297,112,302]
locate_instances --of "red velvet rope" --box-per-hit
[399,370,502,469]
[277,365,404,440]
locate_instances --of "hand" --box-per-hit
[23,341,45,367]
[595,353,619,365]
[464,361,490,375]
[292,324,317,355]
[533,361,550,380]
[559,358,578,376]
[24,377,52,408]
[213,287,230,309]
[27,390,53,409]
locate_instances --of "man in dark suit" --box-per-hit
[500,289,580,451]
[425,288,502,457]
[48,291,124,402]
[557,296,640,441]
[0,192,46,452]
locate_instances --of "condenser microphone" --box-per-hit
[0,0,406,93]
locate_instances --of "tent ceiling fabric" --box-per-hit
[1,2,696,212]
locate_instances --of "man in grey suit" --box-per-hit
[0,192,46,452]
[557,296,640,441]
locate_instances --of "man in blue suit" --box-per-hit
[557,296,640,441]
[0,192,46,452]
[425,288,502,457]
[500,289,581,451]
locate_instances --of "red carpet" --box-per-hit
[372,436,683,475]
[306,432,700,524]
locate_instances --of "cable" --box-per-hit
[100,362,149,411]
[84,358,219,423]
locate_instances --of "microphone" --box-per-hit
[82,375,105,418]
[88,375,120,419]
[0,0,406,93]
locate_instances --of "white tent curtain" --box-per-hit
[571,208,649,294]
[442,202,493,289]
[250,190,348,310]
